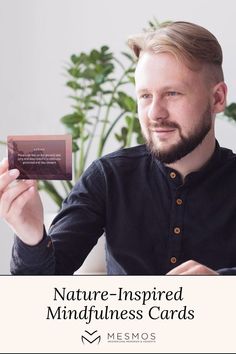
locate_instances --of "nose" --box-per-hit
[147,97,168,122]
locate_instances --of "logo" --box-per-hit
[107,332,157,343]
[81,330,101,344]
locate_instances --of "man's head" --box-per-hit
[128,21,227,163]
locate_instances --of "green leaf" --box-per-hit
[116,92,136,112]
[101,53,113,62]
[79,52,90,65]
[125,115,132,127]
[71,54,80,65]
[82,68,96,79]
[68,67,81,78]
[114,133,122,142]
[125,67,135,74]
[121,126,128,138]
[89,99,100,106]
[101,45,109,52]
[90,49,100,62]
[101,90,113,95]
[95,63,103,73]
[66,81,82,90]
[127,75,135,84]
[137,135,145,145]
[95,73,105,84]
[60,113,84,125]
[68,95,83,102]
[103,63,114,76]
[71,126,80,139]
[133,117,141,133]
[224,103,236,122]
[72,141,79,152]
[104,78,116,82]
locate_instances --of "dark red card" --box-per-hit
[7,135,72,180]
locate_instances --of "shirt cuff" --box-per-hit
[10,226,55,274]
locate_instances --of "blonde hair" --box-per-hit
[128,21,224,82]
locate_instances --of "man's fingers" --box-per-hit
[177,265,218,275]
[167,260,218,275]
[6,186,35,223]
[0,169,20,195]
[167,260,196,275]
[172,265,203,275]
[0,180,34,218]
[0,158,9,174]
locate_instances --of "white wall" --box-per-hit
[0,0,236,273]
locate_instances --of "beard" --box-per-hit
[143,104,212,164]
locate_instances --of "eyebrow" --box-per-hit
[136,83,191,94]
[136,89,150,95]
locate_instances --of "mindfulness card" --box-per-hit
[7,134,72,180]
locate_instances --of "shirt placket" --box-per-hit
[166,170,186,272]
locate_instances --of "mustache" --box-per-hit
[149,120,180,130]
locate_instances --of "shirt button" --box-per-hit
[170,172,176,179]
[170,257,177,264]
[174,227,181,234]
[176,198,183,205]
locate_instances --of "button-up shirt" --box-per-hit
[11,141,236,275]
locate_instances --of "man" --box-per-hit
[0,21,235,275]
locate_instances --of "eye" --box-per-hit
[166,91,180,97]
[140,93,152,99]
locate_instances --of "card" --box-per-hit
[7,134,72,180]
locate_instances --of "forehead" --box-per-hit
[135,52,205,91]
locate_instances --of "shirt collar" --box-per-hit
[155,140,221,189]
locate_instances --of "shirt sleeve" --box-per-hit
[10,160,106,275]
[10,229,55,275]
[217,267,236,275]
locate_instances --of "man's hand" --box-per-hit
[166,260,219,275]
[0,158,44,246]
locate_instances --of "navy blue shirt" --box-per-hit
[11,141,236,275]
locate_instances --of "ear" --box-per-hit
[211,82,227,114]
